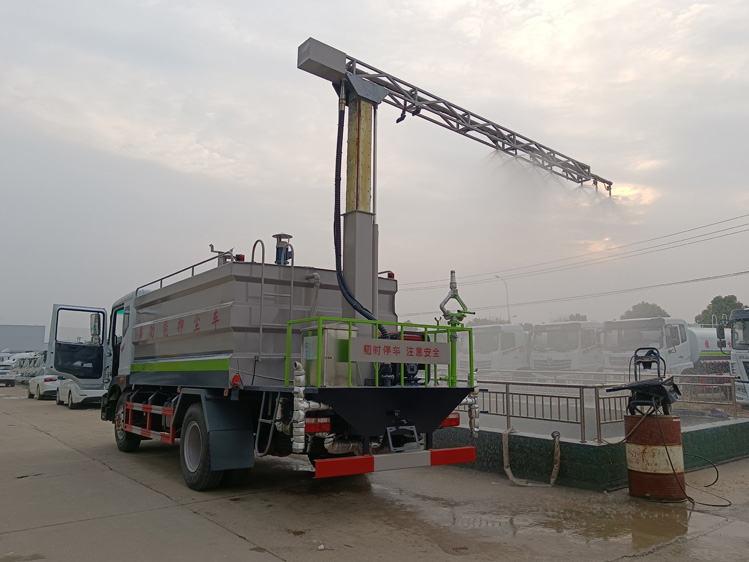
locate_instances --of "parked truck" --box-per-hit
[458,324,529,376]
[717,310,749,404]
[690,326,732,376]
[603,317,700,375]
[49,36,613,492]
[530,321,603,372]
[51,245,477,490]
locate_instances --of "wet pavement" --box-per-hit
[2,383,748,561]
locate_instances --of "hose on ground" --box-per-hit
[502,428,561,487]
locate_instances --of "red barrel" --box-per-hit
[624,415,686,501]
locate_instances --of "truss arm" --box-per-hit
[345,57,611,192]
[297,38,611,193]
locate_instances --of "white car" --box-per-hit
[55,378,106,409]
[0,364,15,387]
[27,375,61,400]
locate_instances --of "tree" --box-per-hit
[551,313,587,322]
[694,295,745,325]
[620,301,669,320]
[466,316,506,326]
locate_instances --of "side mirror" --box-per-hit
[90,313,101,345]
[716,325,725,340]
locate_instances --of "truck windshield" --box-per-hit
[532,326,579,352]
[732,319,749,351]
[604,320,664,352]
[474,331,500,354]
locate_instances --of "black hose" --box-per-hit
[333,102,389,339]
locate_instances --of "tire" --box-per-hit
[180,403,223,491]
[114,392,141,453]
[222,468,252,488]
[67,394,77,410]
[56,390,63,406]
[27,387,33,399]
[34,387,41,400]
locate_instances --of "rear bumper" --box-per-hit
[314,446,476,478]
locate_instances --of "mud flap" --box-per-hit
[179,389,256,471]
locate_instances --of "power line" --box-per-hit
[401,212,749,288]
[452,225,749,287]
[401,269,749,317]
[401,223,749,292]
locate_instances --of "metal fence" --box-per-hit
[460,371,739,443]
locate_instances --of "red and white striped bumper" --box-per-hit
[314,446,476,478]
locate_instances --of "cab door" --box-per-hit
[47,305,107,390]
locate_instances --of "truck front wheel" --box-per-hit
[180,403,223,491]
[115,393,141,453]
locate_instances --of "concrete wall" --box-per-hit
[434,417,749,491]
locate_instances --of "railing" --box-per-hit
[284,317,474,388]
[671,373,739,417]
[459,371,738,443]
[135,251,236,296]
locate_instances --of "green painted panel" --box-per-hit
[131,358,230,373]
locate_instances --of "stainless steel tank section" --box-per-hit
[130,261,397,387]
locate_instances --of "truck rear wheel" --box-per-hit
[180,403,223,491]
[115,393,141,453]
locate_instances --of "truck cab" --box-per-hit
[530,321,603,372]
[718,309,749,404]
[603,317,699,374]
[458,324,529,376]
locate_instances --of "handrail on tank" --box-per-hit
[135,251,235,297]
[284,316,474,389]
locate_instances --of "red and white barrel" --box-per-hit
[624,415,686,502]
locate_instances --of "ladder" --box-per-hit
[254,390,283,457]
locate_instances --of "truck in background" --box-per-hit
[717,310,749,404]
[689,326,732,376]
[3,352,45,386]
[458,324,529,377]
[530,321,603,372]
[603,317,700,375]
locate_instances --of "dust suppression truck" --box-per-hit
[603,317,700,374]
[56,36,614,491]
[56,245,476,490]
[530,322,603,372]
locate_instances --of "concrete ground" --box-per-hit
[1,383,748,562]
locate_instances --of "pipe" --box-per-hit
[332,82,388,338]
[291,362,331,454]
[305,272,321,317]
[460,394,479,438]
[502,428,562,487]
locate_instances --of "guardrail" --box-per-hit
[284,316,474,388]
[460,371,738,443]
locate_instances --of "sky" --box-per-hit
[1,0,748,334]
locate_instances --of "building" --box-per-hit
[0,325,46,354]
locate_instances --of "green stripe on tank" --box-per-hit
[131,358,230,373]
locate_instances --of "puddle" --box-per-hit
[369,480,725,549]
